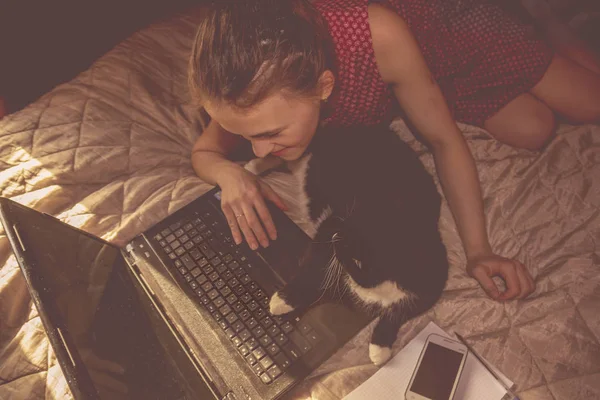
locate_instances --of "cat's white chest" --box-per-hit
[346,276,411,308]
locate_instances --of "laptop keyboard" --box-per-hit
[152,207,321,385]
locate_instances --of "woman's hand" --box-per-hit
[218,166,287,250]
[467,253,536,301]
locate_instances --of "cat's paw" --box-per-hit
[369,343,392,366]
[269,292,295,315]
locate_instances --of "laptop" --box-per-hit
[0,186,372,400]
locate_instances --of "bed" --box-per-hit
[1,9,599,400]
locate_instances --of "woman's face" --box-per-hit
[205,91,323,161]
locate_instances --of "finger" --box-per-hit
[88,370,129,394]
[253,196,277,241]
[514,263,532,299]
[234,207,259,250]
[470,266,500,299]
[497,262,521,301]
[241,202,269,248]
[260,181,288,211]
[222,204,243,245]
[518,261,536,297]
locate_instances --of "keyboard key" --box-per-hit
[159,239,167,247]
[268,325,281,337]
[232,336,243,347]
[203,265,214,275]
[181,255,195,269]
[259,355,274,370]
[246,338,259,351]
[228,277,240,288]
[232,302,245,313]
[217,317,227,328]
[184,223,193,231]
[174,228,185,237]
[239,309,251,321]
[241,275,252,285]
[207,303,217,313]
[247,301,259,312]
[190,249,203,260]
[252,363,263,376]
[238,344,250,356]
[214,279,226,290]
[201,281,213,292]
[168,253,177,260]
[259,335,272,347]
[252,326,266,338]
[200,296,210,305]
[190,268,202,278]
[189,228,199,238]
[160,229,170,237]
[198,258,209,268]
[227,294,238,304]
[180,234,190,244]
[214,297,225,308]
[239,329,251,342]
[246,353,257,366]
[170,240,181,251]
[282,343,301,360]
[246,318,259,330]
[261,317,274,329]
[253,290,266,301]
[252,347,266,360]
[166,234,176,243]
[220,286,232,298]
[273,353,291,370]
[226,313,238,324]
[192,217,203,226]
[178,267,187,275]
[254,308,266,319]
[225,328,235,338]
[175,247,186,256]
[207,289,219,300]
[189,281,199,290]
[184,274,193,282]
[184,241,194,250]
[223,254,234,263]
[196,274,208,285]
[216,264,227,274]
[233,266,245,277]
[240,293,252,303]
[170,221,182,231]
[234,285,246,296]
[281,322,294,334]
[208,271,219,281]
[267,364,282,380]
[266,343,280,356]
[274,334,288,346]
[219,304,232,317]
[232,320,245,333]
[222,270,233,281]
[289,331,312,354]
[174,259,183,268]
[210,257,221,267]
[260,372,272,384]
[193,236,203,244]
[260,297,270,308]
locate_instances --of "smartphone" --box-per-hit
[405,334,468,400]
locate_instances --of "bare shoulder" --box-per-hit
[367,3,426,84]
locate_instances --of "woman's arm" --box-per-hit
[369,4,535,300]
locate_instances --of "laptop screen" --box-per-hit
[6,203,211,400]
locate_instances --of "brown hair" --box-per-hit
[188,0,333,110]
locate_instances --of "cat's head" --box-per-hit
[324,214,392,288]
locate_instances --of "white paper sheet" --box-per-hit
[344,322,514,400]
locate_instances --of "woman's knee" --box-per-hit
[484,95,556,151]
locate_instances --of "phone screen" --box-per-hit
[409,342,465,400]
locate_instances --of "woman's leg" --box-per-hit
[484,54,600,150]
[530,54,600,123]
[483,93,556,151]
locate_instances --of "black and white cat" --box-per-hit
[251,124,449,366]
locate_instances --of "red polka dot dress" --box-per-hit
[313,0,554,128]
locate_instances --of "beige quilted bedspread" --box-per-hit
[1,10,599,400]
